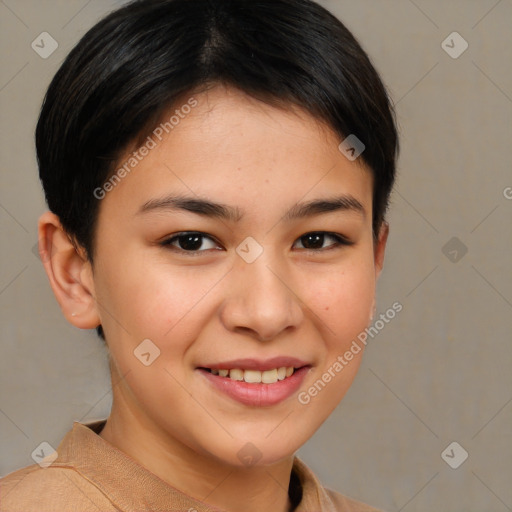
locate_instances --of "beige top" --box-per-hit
[1,420,381,511]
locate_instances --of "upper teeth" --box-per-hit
[211,367,294,384]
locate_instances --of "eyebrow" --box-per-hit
[138,194,365,221]
[282,195,365,221]
[138,196,243,222]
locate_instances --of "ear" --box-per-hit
[37,211,100,329]
[374,221,389,280]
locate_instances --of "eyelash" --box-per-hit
[160,231,353,255]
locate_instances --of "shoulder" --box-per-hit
[291,456,384,512]
[0,464,116,512]
[325,487,384,512]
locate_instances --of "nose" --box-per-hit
[219,257,304,342]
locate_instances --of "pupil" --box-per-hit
[180,234,202,250]
[302,233,323,249]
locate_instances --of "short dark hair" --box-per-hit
[36,0,399,337]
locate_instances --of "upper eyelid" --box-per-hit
[161,231,221,246]
[293,232,353,248]
[161,231,352,251]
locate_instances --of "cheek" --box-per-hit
[301,260,376,341]
[295,263,375,419]
[95,260,224,357]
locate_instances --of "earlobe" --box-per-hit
[374,221,389,279]
[38,211,100,329]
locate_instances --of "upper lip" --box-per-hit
[198,357,310,371]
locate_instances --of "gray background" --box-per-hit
[1,1,511,511]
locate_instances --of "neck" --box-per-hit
[99,382,294,512]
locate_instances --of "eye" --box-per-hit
[293,231,352,251]
[161,232,221,253]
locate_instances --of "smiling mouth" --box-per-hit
[200,366,298,384]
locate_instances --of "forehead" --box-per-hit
[98,85,373,222]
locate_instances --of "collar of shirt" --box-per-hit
[50,419,340,512]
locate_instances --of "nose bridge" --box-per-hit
[221,250,303,340]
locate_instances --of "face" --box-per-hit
[87,86,386,466]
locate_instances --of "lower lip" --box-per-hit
[198,367,310,407]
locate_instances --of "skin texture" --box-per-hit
[39,85,388,512]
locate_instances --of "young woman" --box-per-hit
[1,1,398,510]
